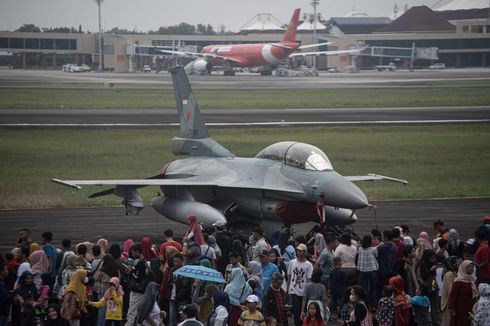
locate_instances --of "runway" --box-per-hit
[1,67,490,89]
[0,198,487,254]
[1,106,490,128]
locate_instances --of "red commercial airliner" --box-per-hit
[160,8,366,75]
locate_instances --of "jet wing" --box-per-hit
[51,176,305,194]
[345,174,408,185]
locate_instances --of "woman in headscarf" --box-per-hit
[441,257,459,326]
[29,249,49,287]
[313,233,327,261]
[448,260,478,326]
[75,242,93,271]
[195,284,219,323]
[232,239,248,268]
[208,235,222,258]
[137,282,160,326]
[447,229,465,258]
[29,242,42,256]
[473,283,490,326]
[273,231,296,267]
[388,275,410,326]
[247,261,263,299]
[212,290,230,326]
[225,267,252,326]
[60,254,79,296]
[418,249,440,326]
[122,239,134,259]
[184,213,205,245]
[141,237,157,261]
[45,303,70,326]
[61,268,88,326]
[96,238,109,257]
[15,271,40,302]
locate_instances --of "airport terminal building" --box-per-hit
[1,4,489,72]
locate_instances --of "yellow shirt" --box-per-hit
[90,289,123,321]
[238,310,266,326]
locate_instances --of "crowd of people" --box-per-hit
[1,214,490,326]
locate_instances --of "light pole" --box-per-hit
[95,0,103,71]
[311,0,320,69]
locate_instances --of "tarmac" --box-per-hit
[0,198,487,254]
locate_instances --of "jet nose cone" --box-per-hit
[322,176,369,209]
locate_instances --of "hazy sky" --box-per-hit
[1,0,446,33]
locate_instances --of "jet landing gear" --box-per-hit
[260,69,272,76]
[224,70,235,76]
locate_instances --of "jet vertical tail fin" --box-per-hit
[281,8,300,44]
[170,66,209,139]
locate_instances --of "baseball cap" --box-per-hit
[246,294,259,303]
[296,243,307,251]
[212,220,226,227]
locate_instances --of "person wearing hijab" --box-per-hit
[388,275,409,326]
[208,235,222,258]
[29,249,50,287]
[418,249,441,326]
[29,243,42,256]
[447,229,465,258]
[61,254,79,296]
[313,233,327,262]
[45,303,70,326]
[89,276,124,326]
[448,260,478,326]
[232,239,249,268]
[441,257,459,326]
[61,268,88,326]
[184,214,205,246]
[472,283,490,326]
[97,239,109,257]
[248,261,264,299]
[225,268,252,326]
[15,271,40,302]
[122,239,135,260]
[138,283,163,326]
[212,291,230,326]
[194,284,219,323]
[141,237,157,261]
[273,232,296,268]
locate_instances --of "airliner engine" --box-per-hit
[192,59,212,73]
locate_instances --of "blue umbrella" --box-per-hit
[174,265,226,283]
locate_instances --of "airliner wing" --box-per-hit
[290,48,365,57]
[345,174,408,184]
[157,49,245,65]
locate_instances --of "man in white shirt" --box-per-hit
[287,243,313,326]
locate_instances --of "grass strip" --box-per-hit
[1,86,490,109]
[1,124,489,209]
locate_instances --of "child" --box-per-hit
[339,287,353,326]
[303,302,323,326]
[329,257,345,318]
[21,293,37,326]
[411,287,431,326]
[389,275,410,326]
[237,294,266,326]
[377,286,395,326]
[88,277,124,326]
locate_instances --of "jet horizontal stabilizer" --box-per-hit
[51,178,81,190]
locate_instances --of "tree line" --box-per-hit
[13,23,230,35]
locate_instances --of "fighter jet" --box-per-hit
[52,66,407,236]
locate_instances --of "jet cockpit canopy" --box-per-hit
[255,141,333,171]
